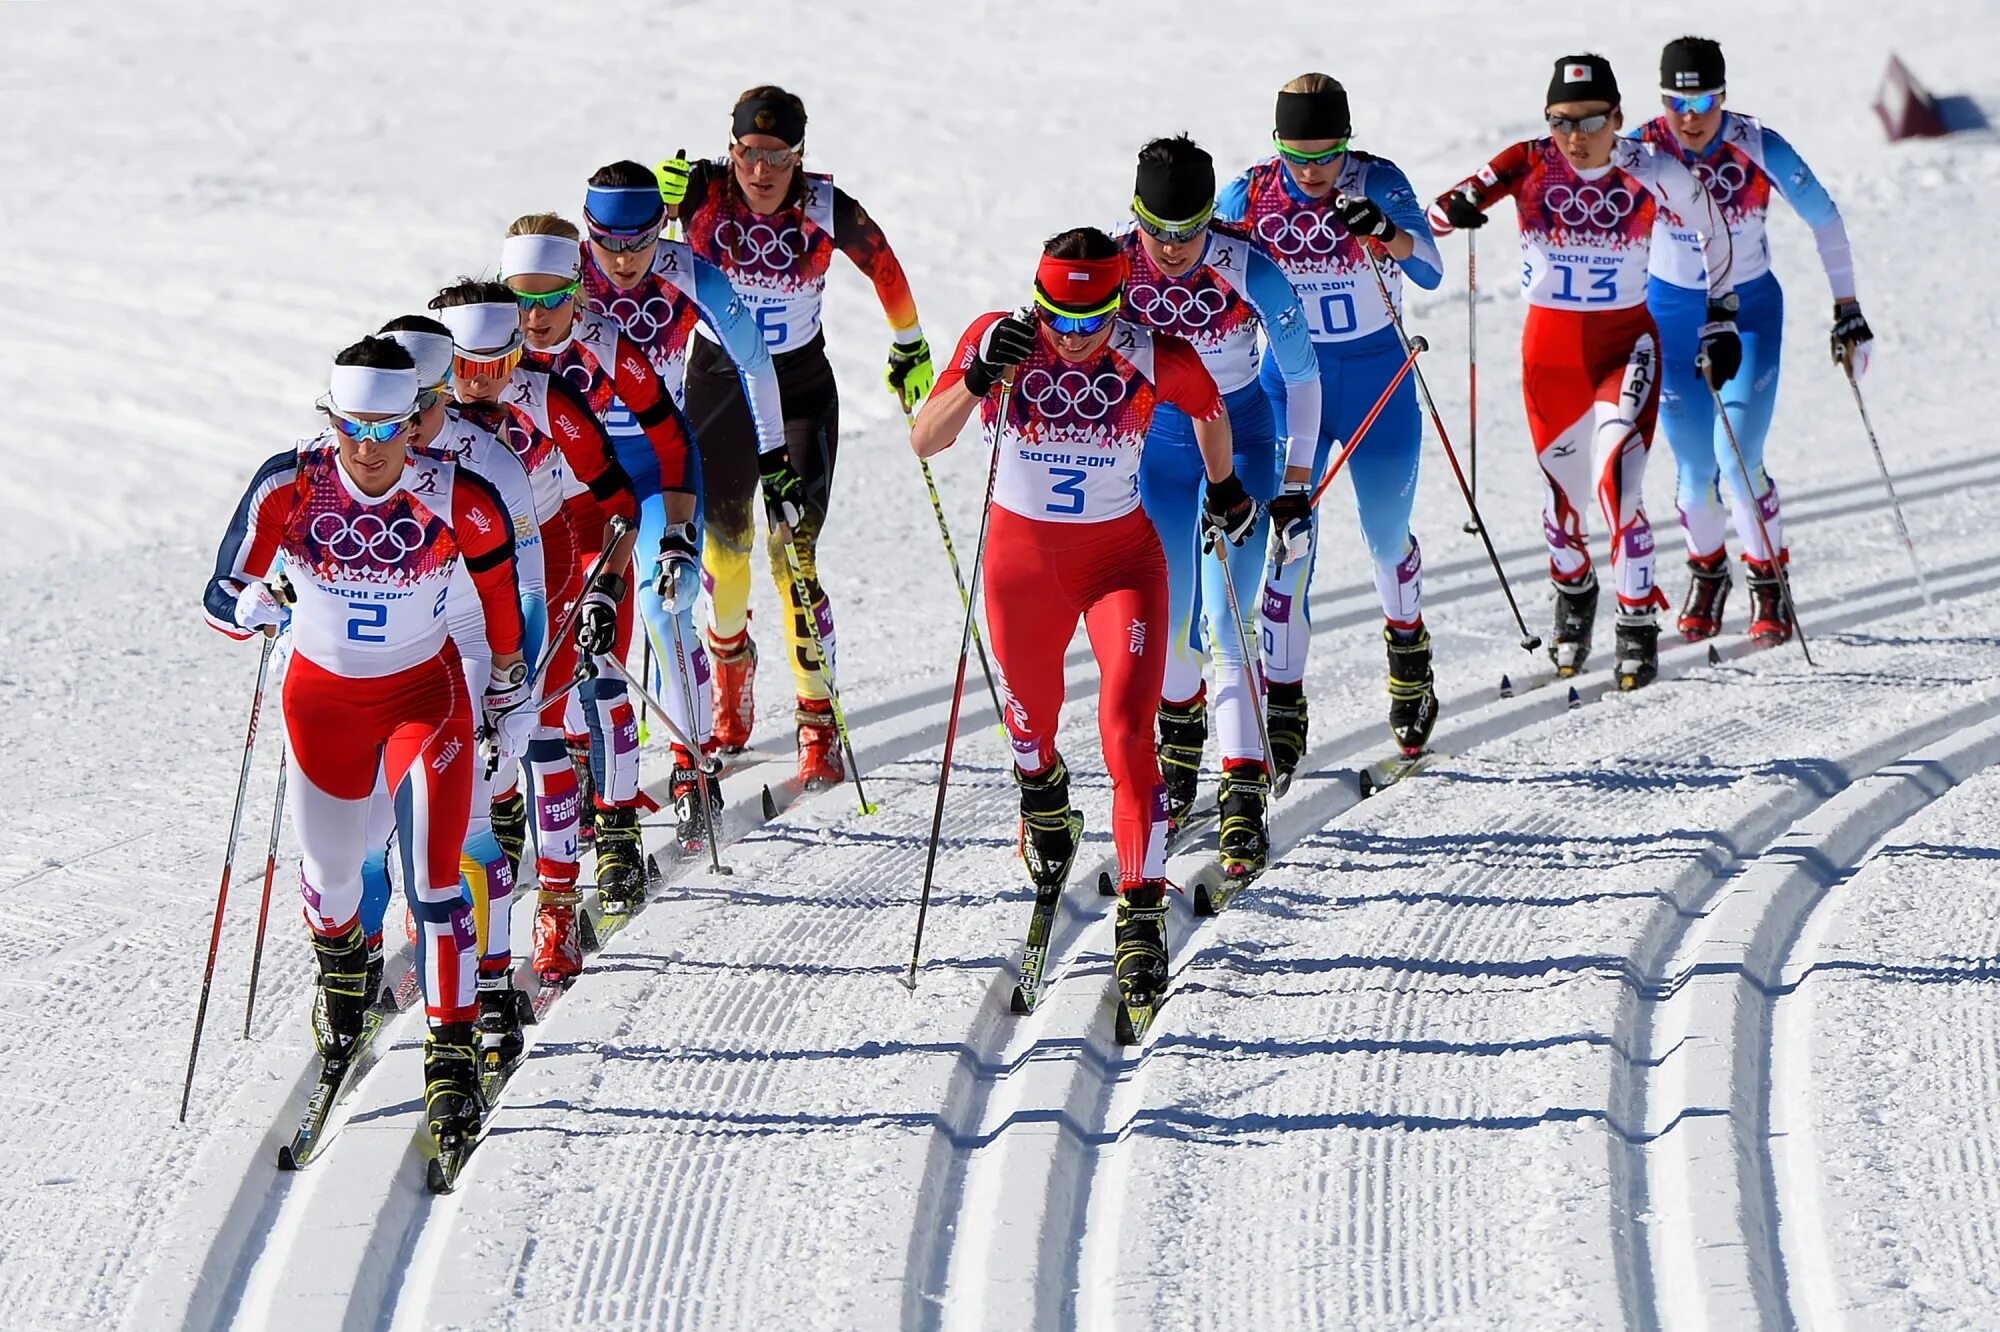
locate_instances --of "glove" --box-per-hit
[1201,472,1258,552]
[885,336,935,412]
[1831,299,1873,377]
[1334,193,1397,242]
[1698,301,1743,390]
[1266,484,1314,566]
[961,315,1037,397]
[655,149,691,209]
[653,522,700,613]
[759,449,806,530]
[574,572,626,657]
[233,577,290,636]
[482,661,534,767]
[1435,187,1487,230]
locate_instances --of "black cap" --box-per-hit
[1547,54,1620,109]
[1661,37,1725,95]
[1134,137,1216,224]
[1275,87,1350,141]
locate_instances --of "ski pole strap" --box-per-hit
[1308,336,1425,510]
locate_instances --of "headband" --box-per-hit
[499,232,582,281]
[732,96,807,147]
[382,330,454,390]
[437,302,523,357]
[1275,88,1351,140]
[1135,149,1216,225]
[1033,252,1128,315]
[584,185,665,233]
[328,364,417,417]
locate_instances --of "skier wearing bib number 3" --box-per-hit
[909,228,1252,1021]
[1430,54,1740,689]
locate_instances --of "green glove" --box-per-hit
[655,148,691,209]
[885,336,934,413]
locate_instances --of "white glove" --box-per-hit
[1267,484,1314,566]
[653,522,701,613]
[233,578,290,634]
[483,662,535,766]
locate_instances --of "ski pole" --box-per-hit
[1702,354,1814,666]
[597,652,722,770]
[180,632,276,1122]
[668,610,727,875]
[1211,536,1275,779]
[1356,239,1541,652]
[770,517,875,816]
[240,744,287,1038]
[637,632,653,738]
[905,378,1012,990]
[905,405,1006,736]
[1841,355,1932,605]
[1464,230,1481,536]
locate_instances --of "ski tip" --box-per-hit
[1098,871,1117,897]
[1566,685,1582,708]
[1193,883,1216,917]
[1008,985,1033,1015]
[1499,673,1514,697]
[276,1145,299,1172]
[1707,643,1722,666]
[1357,770,1376,798]
[760,785,778,820]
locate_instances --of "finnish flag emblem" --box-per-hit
[1564,62,1593,82]
[1674,70,1700,88]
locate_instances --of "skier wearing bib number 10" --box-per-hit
[1636,36,1873,646]
[659,85,930,789]
[1114,134,1320,880]
[1429,53,1740,690]
[1216,73,1445,769]
[909,228,1253,1025]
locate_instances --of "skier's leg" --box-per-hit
[1592,326,1667,613]
[981,507,1077,780]
[1650,275,1728,561]
[1080,510,1171,890]
[1716,274,1787,561]
[381,653,478,1028]
[1199,385,1278,766]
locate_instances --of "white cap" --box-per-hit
[327,363,417,416]
[437,302,523,357]
[382,330,454,389]
[499,232,582,281]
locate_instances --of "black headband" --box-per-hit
[1135,150,1215,224]
[732,97,806,148]
[1275,88,1350,141]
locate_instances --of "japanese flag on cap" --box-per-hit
[1547,53,1620,109]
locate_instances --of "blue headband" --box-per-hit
[584,185,665,234]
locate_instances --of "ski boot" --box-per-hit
[1265,681,1308,788]
[1677,550,1731,642]
[309,920,371,1058]
[1217,760,1270,880]
[1114,881,1171,1008]
[363,933,385,1011]
[569,740,596,845]
[1016,756,1083,890]
[475,967,527,1075]
[1744,555,1794,645]
[796,697,844,789]
[1385,624,1439,757]
[1615,609,1661,691]
[423,1021,484,1146]
[709,629,757,752]
[1549,571,1600,677]
[593,804,646,911]
[671,745,725,850]
[1157,694,1206,834]
[490,788,527,887]
[531,888,584,983]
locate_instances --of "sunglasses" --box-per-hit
[1546,110,1615,135]
[585,207,664,254]
[1273,132,1351,165]
[322,404,417,444]
[1032,287,1120,338]
[731,140,801,169]
[1132,195,1215,245]
[1664,93,1722,116]
[510,281,579,311]
[452,345,523,382]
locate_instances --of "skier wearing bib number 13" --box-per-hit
[1429,53,1740,689]
[909,227,1252,1022]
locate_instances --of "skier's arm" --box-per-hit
[1154,334,1233,482]
[451,469,524,663]
[203,449,295,638]
[690,253,787,455]
[545,375,640,526]
[912,312,1006,459]
[1650,151,1736,301]
[832,187,923,350]
[1370,161,1444,288]
[1761,128,1856,301]
[608,331,701,523]
[1214,171,1253,225]
[1427,141,1532,235]
[1242,246,1322,483]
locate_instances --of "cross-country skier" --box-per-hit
[579,159,787,842]
[203,336,530,1149]
[1217,73,1445,767]
[1114,134,1320,878]
[658,84,929,786]
[1429,53,1741,688]
[908,227,1253,1022]
[431,281,639,982]
[1637,36,1871,645]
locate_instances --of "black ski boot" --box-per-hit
[570,740,597,846]
[491,789,528,887]
[671,746,724,850]
[1016,756,1083,890]
[1266,681,1308,787]
[1114,881,1171,1007]
[1615,610,1661,690]
[475,970,527,1075]
[310,921,371,1058]
[1385,624,1439,756]
[593,804,646,911]
[1550,571,1600,677]
[1217,761,1270,879]
[1677,550,1731,642]
[1744,555,1794,645]
[1157,696,1206,832]
[424,1021,484,1144]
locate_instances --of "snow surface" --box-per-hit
[5,1,2000,1329]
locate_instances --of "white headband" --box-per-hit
[499,232,582,280]
[327,364,418,416]
[383,330,454,389]
[438,302,523,357]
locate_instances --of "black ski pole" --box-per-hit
[1841,355,1932,605]
[240,744,288,1038]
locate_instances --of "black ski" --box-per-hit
[1114,991,1162,1045]
[1357,749,1446,798]
[276,1011,387,1171]
[1192,863,1244,917]
[1008,881,1065,1014]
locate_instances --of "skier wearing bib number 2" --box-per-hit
[660,85,929,788]
[909,228,1253,1021]
[1115,134,1320,879]
[1430,54,1740,689]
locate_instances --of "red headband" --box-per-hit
[1034,252,1128,314]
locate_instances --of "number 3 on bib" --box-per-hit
[1046,467,1088,516]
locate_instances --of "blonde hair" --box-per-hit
[505,212,581,241]
[1282,72,1344,95]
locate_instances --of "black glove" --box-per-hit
[962,315,1037,397]
[1266,485,1314,565]
[1830,299,1872,369]
[575,572,626,657]
[1437,187,1487,230]
[1334,193,1397,242]
[1698,301,1743,390]
[759,449,806,529]
[1201,472,1257,552]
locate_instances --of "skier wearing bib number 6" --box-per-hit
[1429,53,1739,689]
[660,85,929,788]
[908,227,1252,1020]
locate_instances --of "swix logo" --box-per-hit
[465,505,492,534]
[557,415,582,442]
[1127,618,1147,654]
[432,738,463,772]
[621,354,648,381]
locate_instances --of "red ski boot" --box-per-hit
[708,629,757,752]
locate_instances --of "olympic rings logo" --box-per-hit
[1255,211,1346,258]
[1020,368,1129,421]
[310,510,428,563]
[714,220,805,268]
[1125,282,1230,329]
[1544,183,1636,228]
[603,293,683,343]
[1693,159,1750,199]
